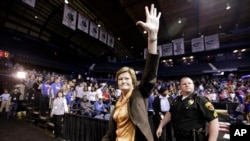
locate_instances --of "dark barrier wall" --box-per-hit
[64,103,237,141]
[64,114,109,141]
[212,102,238,115]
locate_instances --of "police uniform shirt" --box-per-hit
[170,93,218,131]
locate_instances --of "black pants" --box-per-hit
[53,114,64,138]
[148,111,157,141]
[175,131,207,141]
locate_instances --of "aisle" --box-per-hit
[0,112,55,141]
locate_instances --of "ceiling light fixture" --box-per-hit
[219,24,222,29]
[226,3,231,10]
[64,0,69,4]
[241,49,246,52]
[178,18,182,24]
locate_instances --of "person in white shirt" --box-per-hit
[88,86,97,104]
[0,89,11,113]
[75,81,85,104]
[50,90,68,140]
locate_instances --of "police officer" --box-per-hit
[156,77,219,141]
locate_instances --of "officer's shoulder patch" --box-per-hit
[205,102,215,111]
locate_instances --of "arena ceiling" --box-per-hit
[0,0,250,63]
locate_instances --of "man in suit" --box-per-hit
[153,87,173,141]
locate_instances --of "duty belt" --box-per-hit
[175,128,206,141]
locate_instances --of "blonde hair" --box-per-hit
[115,66,137,86]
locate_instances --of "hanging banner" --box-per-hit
[77,13,89,33]
[205,34,220,50]
[161,43,173,57]
[89,21,99,39]
[107,33,114,48]
[99,28,107,44]
[62,4,77,30]
[191,37,205,53]
[22,0,36,8]
[173,38,185,55]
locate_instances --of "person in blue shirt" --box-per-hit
[233,81,245,118]
[49,77,62,108]
[65,86,76,111]
[93,95,107,116]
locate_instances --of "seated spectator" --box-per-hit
[102,87,110,110]
[80,95,96,117]
[203,90,213,101]
[110,88,117,113]
[219,88,229,102]
[93,95,107,115]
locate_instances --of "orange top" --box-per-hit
[113,92,135,141]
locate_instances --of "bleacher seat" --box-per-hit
[104,114,110,120]
[94,114,104,119]
[37,111,49,129]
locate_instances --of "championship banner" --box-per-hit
[205,34,220,50]
[107,33,114,48]
[99,28,107,44]
[62,4,77,30]
[89,21,99,39]
[173,38,185,55]
[77,13,89,33]
[191,37,205,53]
[22,0,36,8]
[161,43,173,57]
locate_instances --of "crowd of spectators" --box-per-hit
[1,67,250,122]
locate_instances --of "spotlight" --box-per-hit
[16,71,26,79]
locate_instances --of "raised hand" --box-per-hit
[136,4,161,39]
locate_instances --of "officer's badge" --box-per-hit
[205,102,215,111]
[188,99,194,105]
